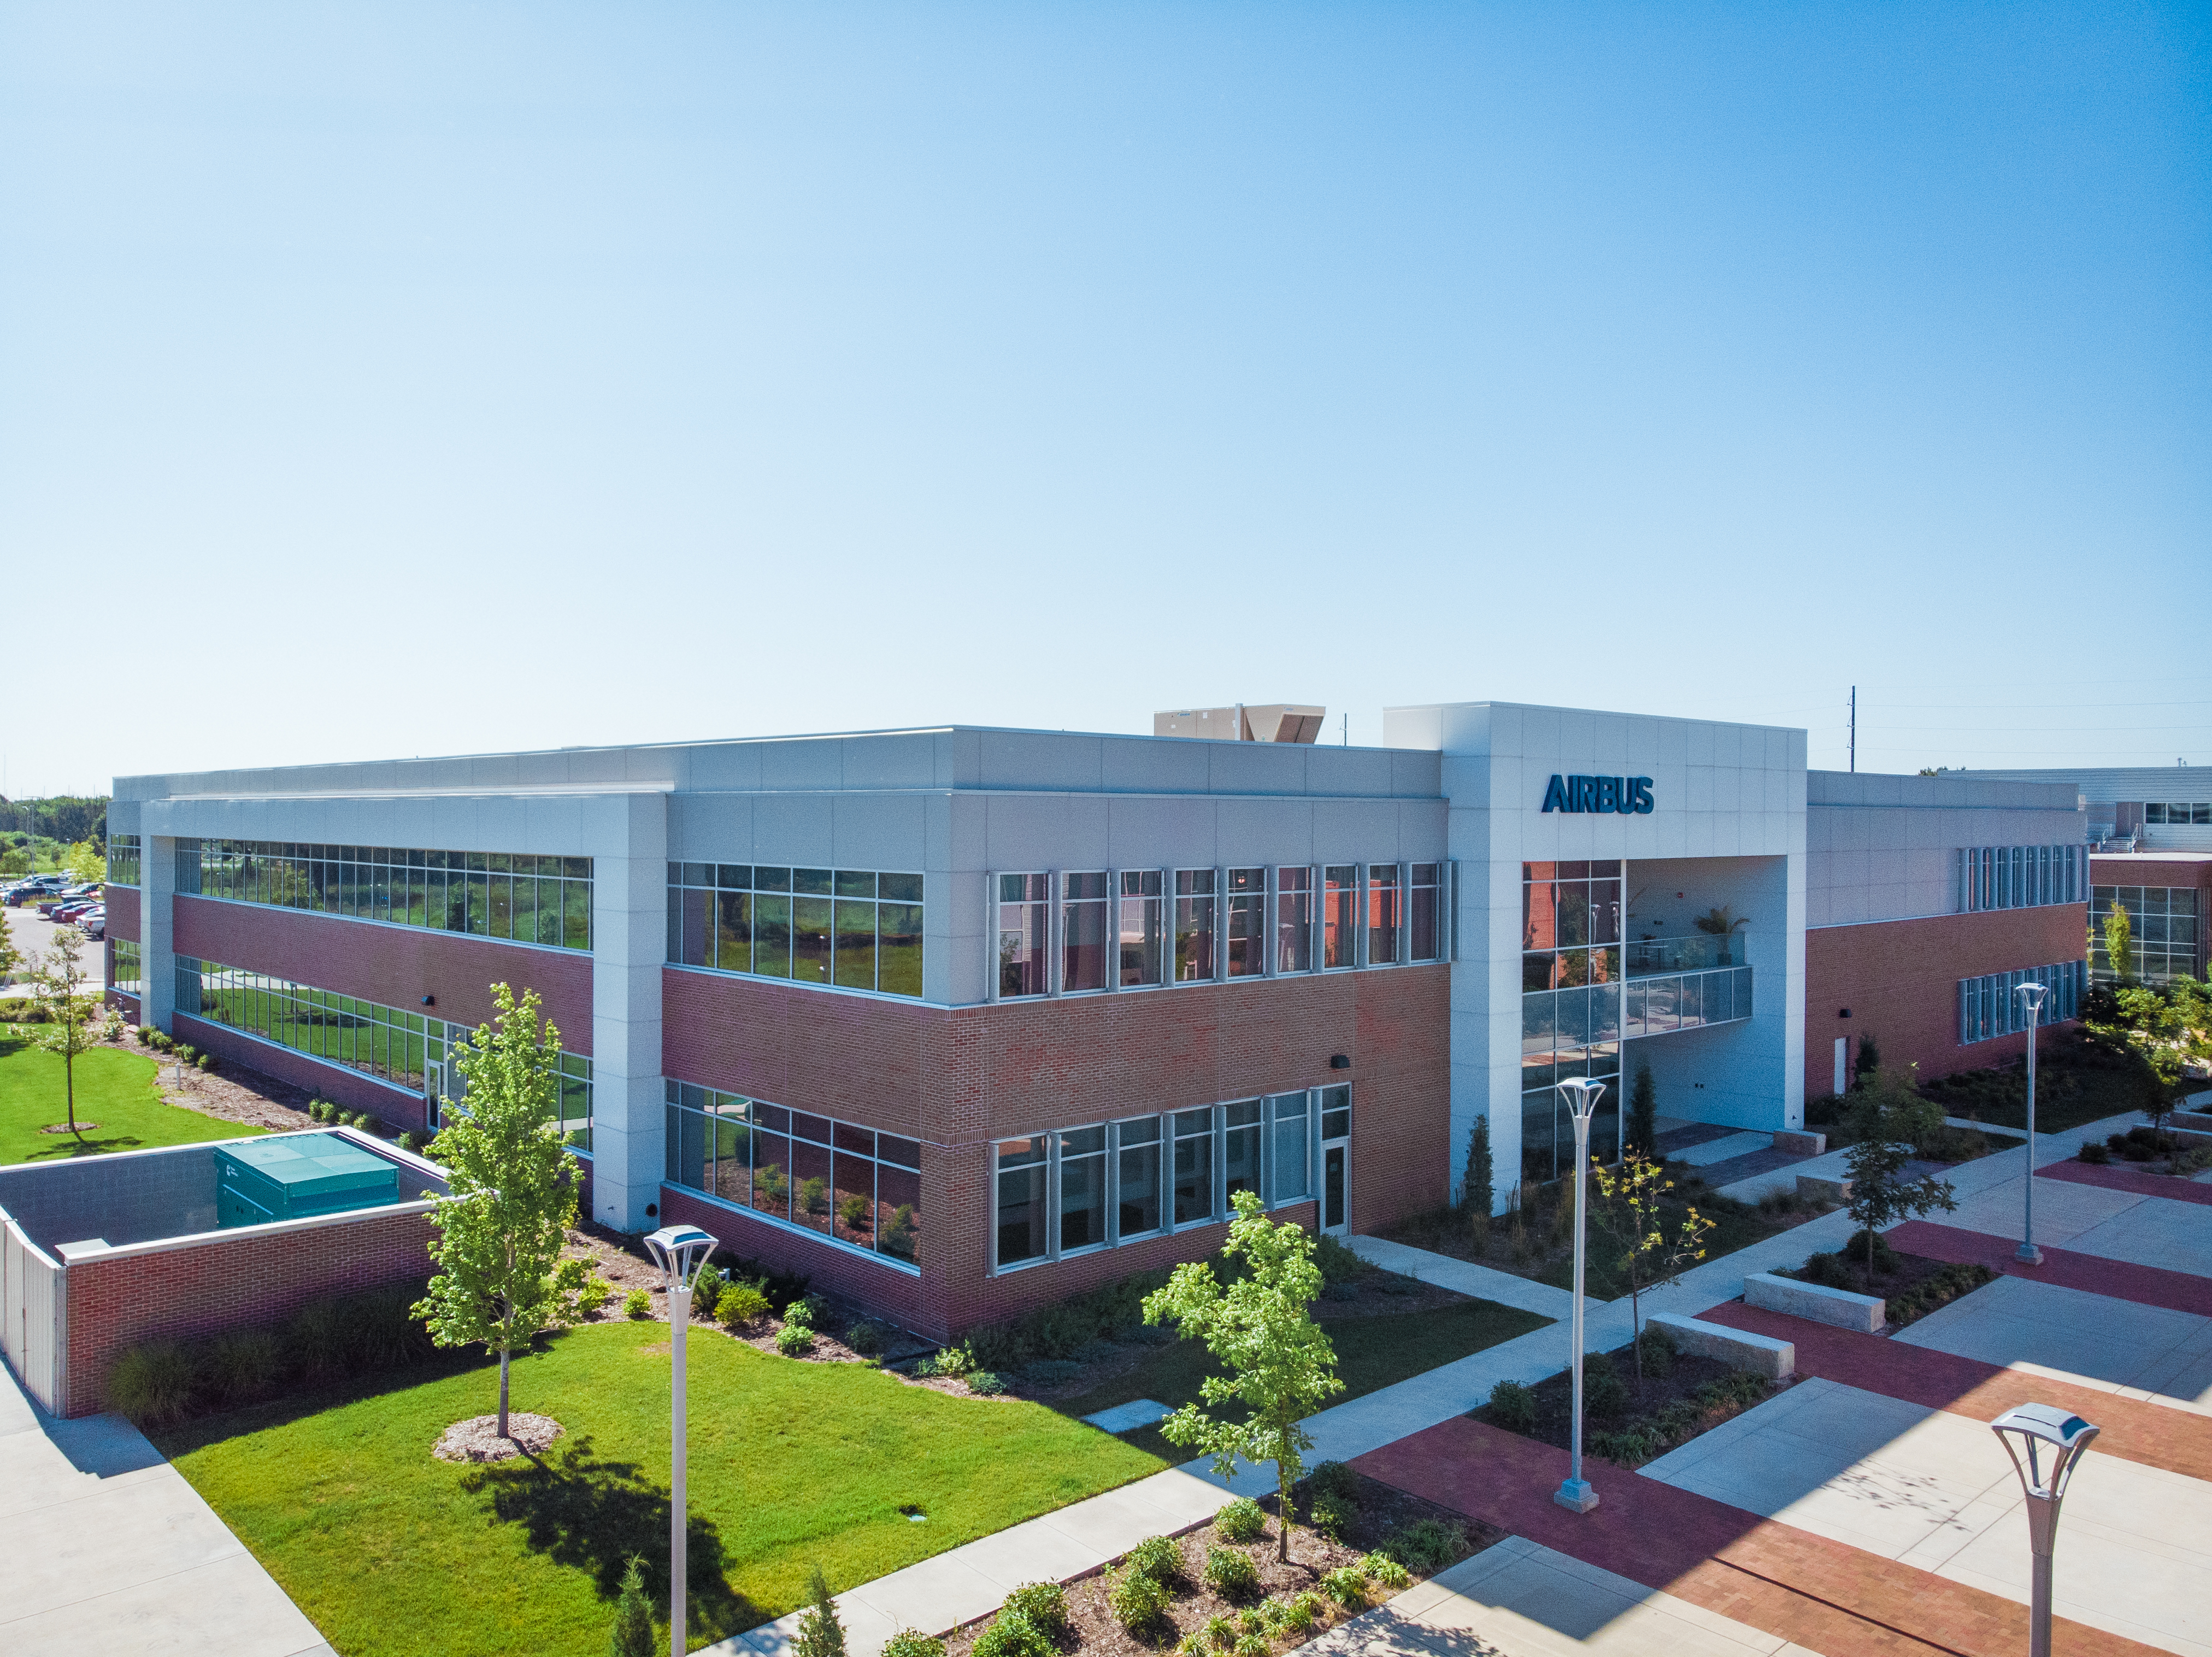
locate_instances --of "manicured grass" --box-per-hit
[156,1322,1162,1657]
[0,1033,257,1162]
[1055,1297,1547,1464]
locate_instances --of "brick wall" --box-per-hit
[660,963,1450,1341]
[62,1205,436,1417]
[174,895,595,1055]
[103,884,140,942]
[1804,904,2087,1097]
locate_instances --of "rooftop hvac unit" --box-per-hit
[1154,704,1325,743]
[214,1133,404,1227]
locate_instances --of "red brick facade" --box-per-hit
[102,883,140,942]
[174,894,594,1053]
[658,963,1450,1341]
[1804,904,2087,1098]
[62,1206,436,1417]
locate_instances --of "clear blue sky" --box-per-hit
[5,2,2206,797]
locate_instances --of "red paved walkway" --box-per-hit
[1355,1415,2156,1657]
[1699,1300,2212,1483]
[2039,1159,2212,1207]
[1887,1220,2212,1317]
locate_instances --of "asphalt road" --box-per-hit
[0,901,109,997]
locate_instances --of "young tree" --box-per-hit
[63,839,105,884]
[609,1555,655,1657]
[793,1564,846,1657]
[1144,1189,1344,1560]
[2104,901,2135,983]
[1842,1065,1956,1288]
[0,844,29,878]
[413,983,583,1438]
[1626,1062,1658,1158]
[26,926,100,1138]
[0,906,21,984]
[1459,1115,1494,1237]
[1586,1148,1713,1393]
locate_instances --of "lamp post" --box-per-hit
[1552,1076,1607,1515]
[2014,981,2049,1267]
[643,1224,719,1657]
[1990,1403,2099,1657]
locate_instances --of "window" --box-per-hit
[1120,871,1164,986]
[1174,869,1216,982]
[1062,872,1109,992]
[107,835,142,887]
[2090,886,2201,985]
[1060,1125,1108,1250]
[1226,868,1267,978]
[1276,866,1313,973]
[668,865,923,996]
[1958,845,2084,913]
[1322,866,1357,968]
[1223,1100,1261,1201]
[1116,1117,1163,1237]
[667,1083,921,1266]
[1267,1092,1310,1202]
[1367,863,1401,965]
[111,939,144,997]
[177,840,592,951]
[997,1137,1049,1264]
[1958,960,2085,1043]
[1409,863,1442,961]
[998,873,1049,997]
[2143,803,2212,826]
[1173,1107,1214,1223]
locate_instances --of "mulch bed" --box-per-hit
[432,1412,564,1462]
[1776,1247,1998,1329]
[942,1472,1499,1657]
[1513,1341,1769,1456]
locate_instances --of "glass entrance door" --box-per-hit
[1322,1145,1348,1233]
[1318,1083,1351,1235]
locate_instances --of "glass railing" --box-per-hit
[1622,965,1752,1038]
[1626,932,1749,977]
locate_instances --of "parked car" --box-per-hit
[8,874,68,904]
[48,896,103,924]
[37,885,102,918]
[79,906,106,939]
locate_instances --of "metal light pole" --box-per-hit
[644,1225,719,1657]
[2015,982,2048,1267]
[1553,1076,1606,1515]
[1990,1403,2099,1657]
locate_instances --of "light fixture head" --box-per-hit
[643,1224,719,1292]
[2015,980,2048,1016]
[1990,1402,2098,1500]
[1555,1076,1607,1121]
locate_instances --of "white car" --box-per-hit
[79,906,106,939]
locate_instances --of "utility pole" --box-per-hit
[1849,686,1856,774]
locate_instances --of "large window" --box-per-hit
[1276,867,1313,972]
[665,1082,921,1268]
[1062,873,1109,992]
[669,865,923,998]
[1959,845,2085,913]
[1322,866,1357,968]
[993,1091,1329,1270]
[173,956,592,1142]
[111,939,143,997]
[1174,870,1216,982]
[2142,802,2212,825]
[107,835,141,887]
[178,840,592,952]
[1959,959,2085,1043]
[1226,868,1267,978]
[2090,887,2201,985]
[998,872,1049,997]
[1120,871,1164,986]
[1523,860,1623,990]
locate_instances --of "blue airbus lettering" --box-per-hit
[1540,774,1653,814]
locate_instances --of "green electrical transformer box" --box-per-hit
[215,1133,404,1227]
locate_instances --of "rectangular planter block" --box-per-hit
[1745,1271,1885,1333]
[1773,1131,1826,1157]
[1649,1312,1795,1381]
[2171,1110,2212,1133]
[1797,1173,1853,1205]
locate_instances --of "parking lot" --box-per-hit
[1,900,109,997]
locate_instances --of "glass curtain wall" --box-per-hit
[1520,861,1625,1186]
[106,835,142,886]
[178,840,592,951]
[1960,845,2085,912]
[669,865,923,997]
[2090,886,2202,985]
[1959,959,2086,1042]
[111,939,144,996]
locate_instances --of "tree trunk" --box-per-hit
[498,1348,511,1439]
[66,1049,79,1137]
[1277,1464,1291,1562]
[1628,1284,1643,1397]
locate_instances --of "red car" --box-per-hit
[49,897,103,924]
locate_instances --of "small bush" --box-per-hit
[1232,1636,1268,1657]
[1362,1552,1412,1590]
[966,1369,1005,1396]
[285,1298,354,1378]
[195,1051,215,1072]
[1072,1337,1119,1362]
[1215,1496,1267,1543]
[574,1276,614,1317]
[776,1321,817,1356]
[1636,1323,1676,1379]
[1380,1517,1466,1573]
[972,1609,1054,1657]
[1126,1534,1183,1585]
[109,1341,200,1423]
[1203,1544,1260,1599]
[307,1100,331,1122]
[1276,1596,1318,1637]
[691,1266,725,1319]
[1584,1354,1630,1421]
[922,1344,972,1379]
[624,1288,653,1320]
[845,1321,884,1357]
[2076,1141,2111,1165]
[203,1327,284,1405]
[881,1632,945,1657]
[1485,1378,1537,1432]
[784,1294,820,1329]
[1309,1493,1356,1541]
[1314,1231,1367,1286]
[1106,1566,1171,1632]
[1001,1583,1070,1642]
[1309,1459,1359,1502]
[719,1283,770,1326]
[1319,1566,1369,1609]
[1200,1614,1238,1652]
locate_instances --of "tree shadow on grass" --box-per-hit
[462,1432,759,1638]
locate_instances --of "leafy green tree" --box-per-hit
[2104,901,2135,983]
[1459,1115,1493,1232]
[1842,1065,1956,1288]
[27,926,103,1137]
[793,1564,847,1657]
[609,1555,655,1657]
[1144,1189,1344,1561]
[1626,1062,1657,1157]
[0,905,20,983]
[413,983,583,1437]
[0,845,29,878]
[2093,979,2211,1162]
[1586,1148,1712,1392]
[63,839,104,883]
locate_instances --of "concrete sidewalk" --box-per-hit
[0,1363,332,1656]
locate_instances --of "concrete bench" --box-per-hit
[1773,1130,1826,1157]
[1796,1173,1853,1204]
[2172,1109,2212,1133]
[1648,1312,1795,1381]
[1744,1271,1885,1333]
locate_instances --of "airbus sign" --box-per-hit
[1542,774,1654,814]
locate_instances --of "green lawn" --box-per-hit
[155,1322,1162,1657]
[1054,1297,1547,1464]
[0,1033,258,1163]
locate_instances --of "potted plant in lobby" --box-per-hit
[1691,906,1749,966]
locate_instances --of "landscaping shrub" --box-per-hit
[2076,1141,2112,1164]
[845,1321,884,1357]
[1199,1614,1237,1652]
[1636,1322,1677,1379]
[1202,1544,1260,1598]
[1483,1378,1537,1433]
[1380,1517,1466,1573]
[716,1253,812,1314]
[919,1344,972,1379]
[195,1051,216,1072]
[1106,1566,1172,1633]
[719,1283,770,1327]
[1001,1583,1070,1641]
[1582,1352,1629,1421]
[1314,1231,1367,1286]
[1362,1552,1412,1590]
[795,1564,846,1657]
[108,1341,199,1425]
[1319,1566,1369,1609]
[347,1283,438,1370]
[285,1297,355,1379]
[1310,1459,1358,1501]
[573,1275,613,1317]
[1800,1249,1856,1291]
[963,1265,1173,1372]
[1886,1262,1996,1327]
[1072,1337,1118,1363]
[776,1321,817,1356]
[623,1288,652,1320]
[690,1265,725,1319]
[611,1556,655,1657]
[1214,1496,1268,1543]
[966,1370,1005,1396]
[784,1294,822,1330]
[1125,1535,1183,1587]
[1233,1635,1268,1657]
[1275,1596,1318,1637]
[972,1609,1054,1657]
[204,1328,284,1405]
[881,1633,945,1657]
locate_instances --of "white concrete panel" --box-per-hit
[750,792,839,865]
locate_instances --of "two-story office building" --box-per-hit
[103,701,2086,1339]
